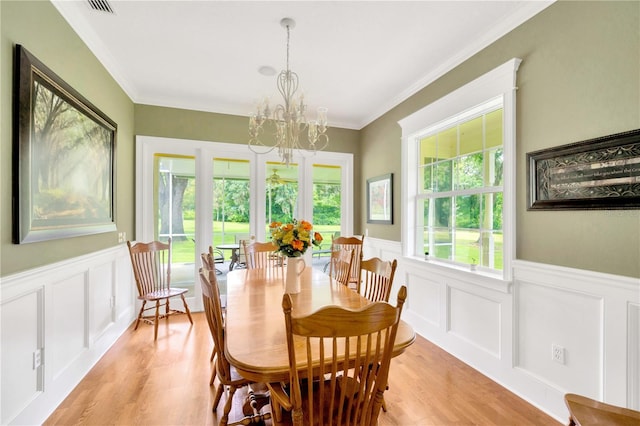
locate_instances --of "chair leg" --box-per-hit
[268,390,283,423]
[382,384,389,412]
[154,300,160,341]
[292,408,304,426]
[210,353,217,386]
[181,294,193,324]
[210,368,216,387]
[221,385,239,426]
[213,383,225,411]
[134,301,146,330]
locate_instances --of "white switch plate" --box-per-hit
[552,344,565,364]
[33,348,42,370]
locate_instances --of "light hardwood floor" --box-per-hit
[45,313,561,425]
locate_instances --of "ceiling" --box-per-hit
[51,0,553,130]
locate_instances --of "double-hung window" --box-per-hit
[400,58,521,280]
[419,100,503,269]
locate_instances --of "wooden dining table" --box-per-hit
[224,266,416,383]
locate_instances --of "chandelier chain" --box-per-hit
[286,23,290,74]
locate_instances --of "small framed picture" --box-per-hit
[367,173,393,224]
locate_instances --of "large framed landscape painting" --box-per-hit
[527,129,640,210]
[13,45,117,243]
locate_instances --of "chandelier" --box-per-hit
[248,18,329,166]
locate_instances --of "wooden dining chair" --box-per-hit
[564,393,640,425]
[358,257,399,413]
[201,245,225,274]
[268,285,407,426]
[328,249,354,286]
[201,249,228,315]
[235,234,255,269]
[127,238,193,341]
[331,235,365,289]
[358,257,398,303]
[199,268,271,425]
[200,250,222,385]
[242,240,282,273]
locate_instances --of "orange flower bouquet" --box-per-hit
[269,219,323,258]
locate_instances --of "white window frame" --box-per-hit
[135,135,353,249]
[135,136,353,308]
[399,58,521,281]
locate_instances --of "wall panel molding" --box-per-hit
[364,237,639,422]
[3,239,637,423]
[1,245,134,425]
[449,286,502,358]
[629,303,640,409]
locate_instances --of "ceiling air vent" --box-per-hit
[87,0,114,14]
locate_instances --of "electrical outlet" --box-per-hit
[118,232,126,243]
[552,344,565,364]
[33,348,42,370]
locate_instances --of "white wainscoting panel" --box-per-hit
[449,287,501,357]
[1,289,42,425]
[405,271,441,328]
[516,279,602,397]
[2,237,637,424]
[514,260,640,412]
[89,263,115,342]
[115,254,135,320]
[0,245,135,425]
[51,274,86,381]
[364,237,640,422]
[629,303,640,409]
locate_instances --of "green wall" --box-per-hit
[0,0,135,276]
[135,104,361,154]
[1,1,638,279]
[360,1,640,278]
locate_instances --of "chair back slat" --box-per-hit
[328,249,354,286]
[236,234,255,267]
[201,245,225,274]
[127,238,171,296]
[282,286,407,426]
[199,268,233,382]
[331,235,364,287]
[359,258,397,303]
[243,241,282,274]
[201,251,214,272]
[199,267,218,355]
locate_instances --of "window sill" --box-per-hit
[405,255,512,294]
